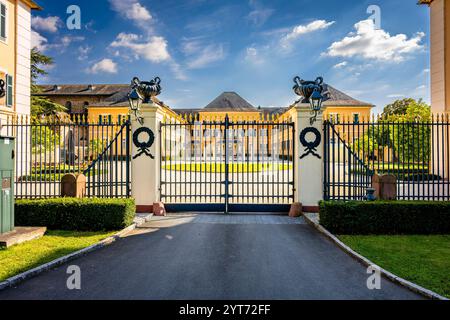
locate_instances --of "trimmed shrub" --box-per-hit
[319,201,450,235]
[15,198,136,231]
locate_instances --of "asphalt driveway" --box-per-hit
[0,214,422,300]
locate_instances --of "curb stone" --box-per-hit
[302,212,448,301]
[0,213,153,291]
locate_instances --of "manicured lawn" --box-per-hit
[339,235,450,298]
[0,230,117,282]
[163,163,292,173]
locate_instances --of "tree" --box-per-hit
[386,99,431,163]
[31,48,66,116]
[31,125,60,154]
[352,98,431,164]
[382,98,416,117]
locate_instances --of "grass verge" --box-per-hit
[339,235,450,298]
[0,230,117,282]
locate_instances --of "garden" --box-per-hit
[0,198,136,282]
[319,201,450,298]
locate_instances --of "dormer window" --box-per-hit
[65,101,72,113]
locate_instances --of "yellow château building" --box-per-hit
[35,84,372,125]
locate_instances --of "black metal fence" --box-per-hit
[2,115,131,199]
[324,116,450,201]
[160,115,295,212]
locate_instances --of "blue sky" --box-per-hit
[31,0,430,113]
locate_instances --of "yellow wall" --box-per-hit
[199,111,263,122]
[323,106,373,122]
[0,0,16,115]
[87,106,129,124]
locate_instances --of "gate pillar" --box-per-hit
[293,104,325,212]
[131,103,164,213]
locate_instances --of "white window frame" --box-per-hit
[329,113,340,124]
[0,1,8,44]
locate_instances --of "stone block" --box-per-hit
[0,227,47,248]
[61,174,86,198]
[372,174,397,200]
[153,202,166,217]
[289,202,302,217]
[381,174,397,200]
[372,174,381,200]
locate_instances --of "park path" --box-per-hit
[0,214,422,300]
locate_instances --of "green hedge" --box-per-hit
[319,201,450,235]
[15,198,136,231]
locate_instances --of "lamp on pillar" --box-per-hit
[128,76,162,126]
[293,76,329,125]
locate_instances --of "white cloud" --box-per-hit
[110,33,171,63]
[325,19,425,62]
[87,59,118,74]
[109,0,152,24]
[333,61,348,69]
[281,20,335,46]
[247,8,274,27]
[31,30,48,51]
[387,94,406,98]
[32,16,62,33]
[78,45,92,61]
[170,62,187,81]
[245,46,264,65]
[184,43,226,69]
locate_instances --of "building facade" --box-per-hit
[0,0,40,134]
[420,0,450,114]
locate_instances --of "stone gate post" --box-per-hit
[131,103,164,213]
[293,103,325,212]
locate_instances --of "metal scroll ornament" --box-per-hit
[0,79,5,98]
[293,76,329,125]
[128,77,162,126]
[299,127,321,159]
[133,127,155,159]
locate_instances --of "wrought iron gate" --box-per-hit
[160,115,295,213]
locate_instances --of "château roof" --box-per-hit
[203,92,257,112]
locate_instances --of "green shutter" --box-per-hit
[0,4,6,39]
[98,115,102,124]
[118,115,122,124]
[6,74,13,107]
[108,115,112,124]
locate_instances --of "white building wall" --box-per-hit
[14,1,32,180]
[15,1,31,116]
[430,0,446,113]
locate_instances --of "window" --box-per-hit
[118,114,128,124]
[329,113,340,124]
[99,114,111,124]
[0,2,6,41]
[65,101,72,113]
[6,74,12,107]
[353,113,360,124]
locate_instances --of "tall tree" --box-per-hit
[382,98,417,117]
[31,48,66,116]
[353,98,431,164]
